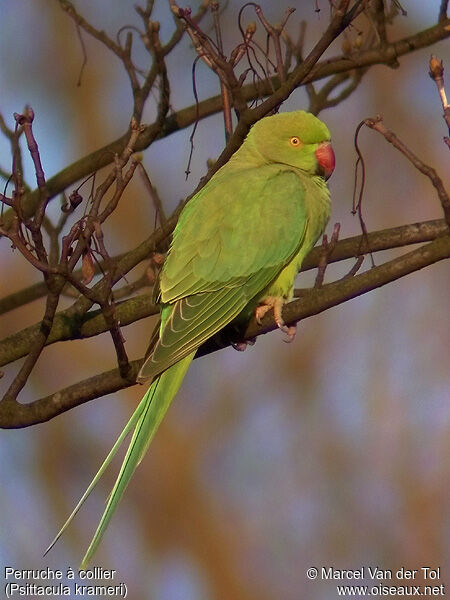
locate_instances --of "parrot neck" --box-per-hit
[229,133,268,169]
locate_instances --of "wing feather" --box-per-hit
[138,167,310,382]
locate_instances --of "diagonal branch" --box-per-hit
[2,276,66,405]
[364,116,450,225]
[2,233,448,428]
[1,218,447,366]
[1,19,448,235]
[197,233,450,356]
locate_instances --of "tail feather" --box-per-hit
[43,393,148,559]
[79,352,194,568]
[45,352,194,568]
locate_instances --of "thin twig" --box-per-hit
[138,163,167,225]
[340,255,365,279]
[314,223,340,287]
[365,115,450,226]
[353,119,376,267]
[2,18,449,234]
[3,234,449,428]
[1,218,447,366]
[308,70,366,115]
[2,277,65,405]
[429,55,450,148]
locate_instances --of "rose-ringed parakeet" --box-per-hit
[46,110,335,567]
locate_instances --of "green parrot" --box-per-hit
[46,109,335,567]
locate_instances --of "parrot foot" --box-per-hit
[231,337,256,352]
[232,341,248,352]
[254,300,273,324]
[282,323,297,343]
[255,296,296,342]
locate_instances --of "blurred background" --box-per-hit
[0,1,449,599]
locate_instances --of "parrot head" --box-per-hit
[250,110,335,180]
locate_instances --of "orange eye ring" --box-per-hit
[289,136,301,148]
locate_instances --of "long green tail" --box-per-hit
[45,352,195,568]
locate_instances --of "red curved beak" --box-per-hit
[315,142,335,180]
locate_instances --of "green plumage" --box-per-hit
[47,110,334,566]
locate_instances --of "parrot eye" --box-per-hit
[289,136,301,148]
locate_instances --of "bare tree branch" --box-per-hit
[364,115,450,225]
[2,217,446,319]
[1,3,449,429]
[429,54,450,148]
[1,18,448,234]
[198,234,450,358]
[1,218,447,369]
[2,232,448,429]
